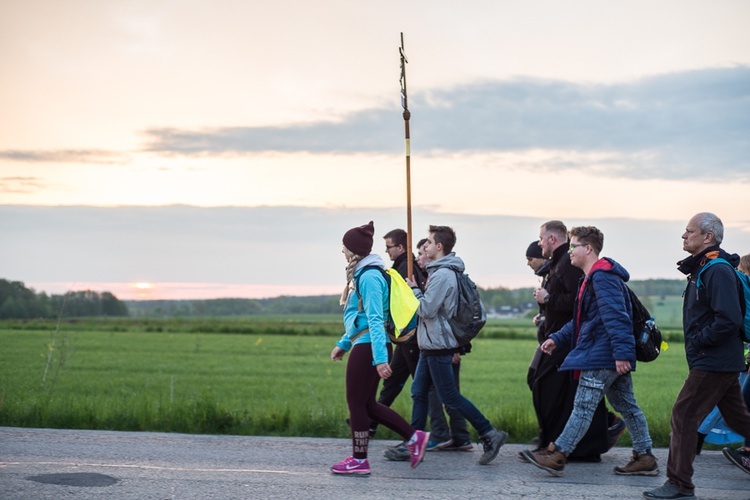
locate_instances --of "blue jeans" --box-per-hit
[555,369,652,456]
[427,363,471,443]
[411,353,493,437]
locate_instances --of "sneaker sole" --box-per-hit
[528,458,564,477]
[478,430,508,465]
[643,487,695,499]
[331,469,371,475]
[440,444,473,451]
[426,440,453,452]
[613,468,660,476]
[723,448,750,476]
[383,451,409,462]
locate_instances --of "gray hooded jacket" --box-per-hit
[412,252,464,353]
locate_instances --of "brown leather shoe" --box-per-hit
[526,442,566,476]
[614,451,659,476]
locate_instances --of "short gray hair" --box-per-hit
[696,212,724,245]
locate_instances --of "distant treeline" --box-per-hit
[0,279,129,319]
[1,277,687,319]
[125,279,687,318]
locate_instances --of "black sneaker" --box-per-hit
[722,447,750,476]
[383,441,409,461]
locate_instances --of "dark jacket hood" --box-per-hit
[677,245,741,276]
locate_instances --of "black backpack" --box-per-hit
[446,266,487,346]
[626,286,663,362]
[590,280,663,362]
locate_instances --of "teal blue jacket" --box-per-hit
[336,254,390,365]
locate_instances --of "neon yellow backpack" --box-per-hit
[355,266,419,339]
[385,267,420,334]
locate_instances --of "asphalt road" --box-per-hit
[1,427,748,499]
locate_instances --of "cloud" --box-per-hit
[0,149,130,164]
[143,66,750,181]
[0,177,47,194]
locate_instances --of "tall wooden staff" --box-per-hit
[400,32,414,279]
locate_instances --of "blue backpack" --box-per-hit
[696,258,750,343]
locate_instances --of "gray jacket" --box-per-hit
[412,253,463,352]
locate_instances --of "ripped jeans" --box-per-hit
[555,369,653,456]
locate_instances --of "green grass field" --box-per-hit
[0,317,693,448]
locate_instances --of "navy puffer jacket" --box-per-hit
[551,258,636,372]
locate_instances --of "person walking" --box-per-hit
[330,221,429,475]
[406,225,508,465]
[523,226,658,478]
[645,213,750,499]
[525,221,612,462]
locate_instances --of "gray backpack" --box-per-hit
[446,266,487,346]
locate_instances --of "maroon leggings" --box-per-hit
[346,343,414,459]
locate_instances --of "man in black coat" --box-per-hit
[524,220,610,461]
[645,212,750,499]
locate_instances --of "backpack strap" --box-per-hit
[354,265,388,310]
[696,257,731,289]
[350,328,369,342]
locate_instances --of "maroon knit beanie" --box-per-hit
[343,221,375,256]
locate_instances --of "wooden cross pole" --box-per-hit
[399,32,414,279]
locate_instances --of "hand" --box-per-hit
[331,346,346,361]
[405,276,417,288]
[532,313,541,327]
[615,360,631,375]
[533,288,548,305]
[451,352,462,364]
[376,363,392,379]
[541,338,556,355]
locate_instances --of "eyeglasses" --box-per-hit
[385,244,399,250]
[569,243,587,250]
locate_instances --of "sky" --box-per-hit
[1,0,749,300]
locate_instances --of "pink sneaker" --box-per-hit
[330,456,371,475]
[407,430,430,468]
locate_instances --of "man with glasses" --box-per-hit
[522,221,611,463]
[523,226,658,478]
[645,213,750,499]
[369,229,425,442]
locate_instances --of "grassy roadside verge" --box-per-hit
[0,318,688,447]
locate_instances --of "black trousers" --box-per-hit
[531,345,609,459]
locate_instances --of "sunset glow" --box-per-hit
[2,1,749,300]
